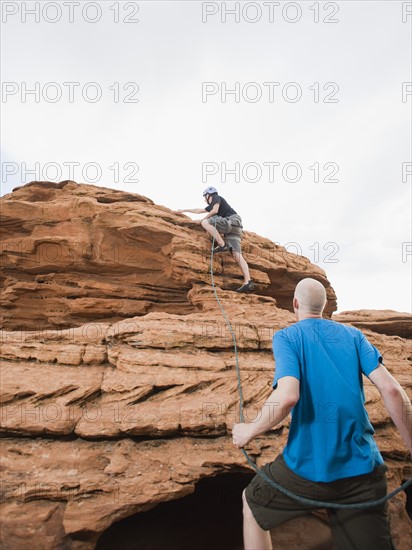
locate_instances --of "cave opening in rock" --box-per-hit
[95,471,255,550]
[404,480,412,520]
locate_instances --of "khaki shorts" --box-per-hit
[245,454,394,550]
[208,214,243,253]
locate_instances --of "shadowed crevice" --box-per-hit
[95,472,254,550]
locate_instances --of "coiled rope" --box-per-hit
[209,222,411,509]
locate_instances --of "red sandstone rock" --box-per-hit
[0,181,410,550]
[0,180,336,331]
[333,310,412,339]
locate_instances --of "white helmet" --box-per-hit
[203,186,218,196]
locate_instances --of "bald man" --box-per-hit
[232,278,411,550]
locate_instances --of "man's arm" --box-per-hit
[368,364,412,453]
[232,376,300,448]
[176,208,205,214]
[201,203,219,220]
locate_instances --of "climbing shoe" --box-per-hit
[213,244,231,253]
[236,280,255,293]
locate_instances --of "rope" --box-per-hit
[209,219,412,509]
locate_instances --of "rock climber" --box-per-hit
[232,277,412,550]
[177,187,255,293]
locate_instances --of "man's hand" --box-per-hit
[232,422,254,448]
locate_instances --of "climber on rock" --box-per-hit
[232,277,412,550]
[177,187,255,293]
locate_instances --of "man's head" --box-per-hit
[293,278,327,319]
[203,186,218,203]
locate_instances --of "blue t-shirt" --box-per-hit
[273,318,384,482]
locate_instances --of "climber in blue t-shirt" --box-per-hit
[272,317,384,482]
[232,277,411,550]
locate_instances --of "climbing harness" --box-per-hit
[209,221,412,509]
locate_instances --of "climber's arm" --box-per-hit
[176,208,205,214]
[368,365,412,453]
[201,203,220,220]
[232,376,300,448]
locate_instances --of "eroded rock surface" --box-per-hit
[334,310,412,339]
[0,182,410,550]
[0,180,336,331]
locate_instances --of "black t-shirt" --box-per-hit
[205,194,237,217]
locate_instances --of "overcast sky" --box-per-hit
[1,0,411,313]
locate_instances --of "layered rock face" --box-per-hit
[0,180,337,331]
[0,181,411,550]
[334,310,412,339]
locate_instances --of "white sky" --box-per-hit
[1,0,411,313]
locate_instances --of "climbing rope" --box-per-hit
[209,221,412,509]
